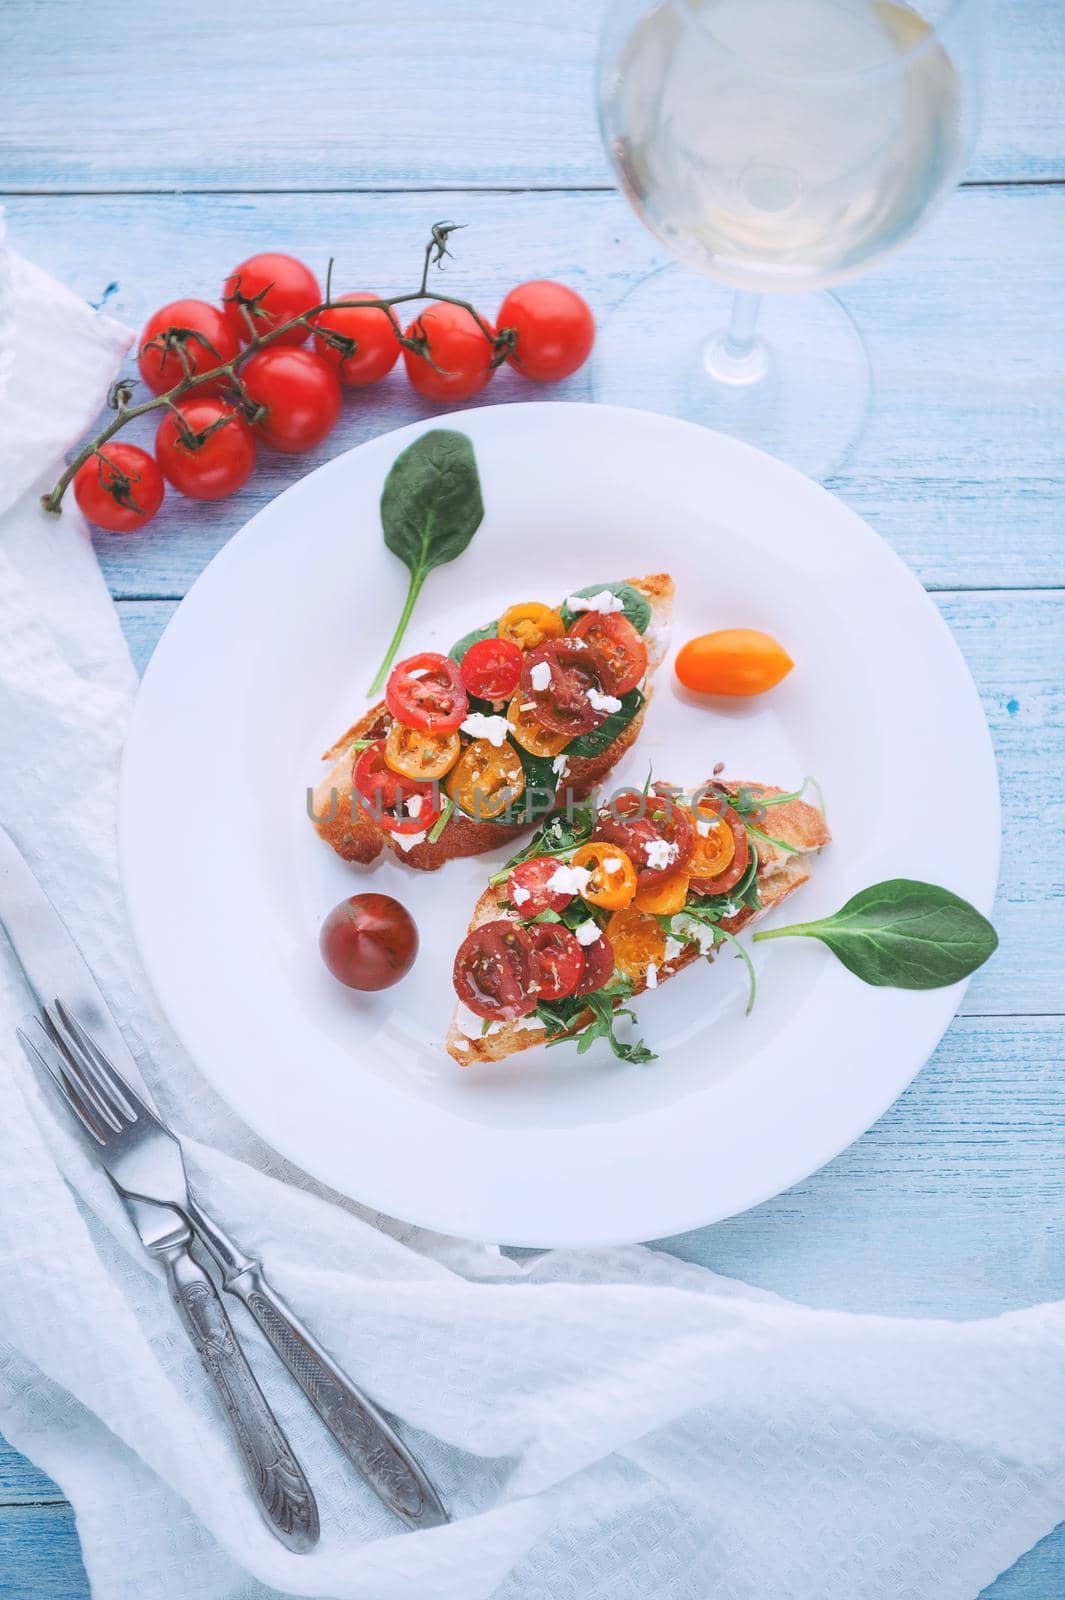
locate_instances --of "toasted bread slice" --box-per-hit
[446,785,830,1064]
[311,574,674,872]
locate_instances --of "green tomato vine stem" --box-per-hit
[42,221,514,517]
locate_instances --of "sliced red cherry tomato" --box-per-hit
[319,894,418,991]
[506,857,573,918]
[688,788,749,895]
[593,790,695,886]
[385,652,468,734]
[352,741,441,834]
[572,928,616,995]
[453,920,539,1021]
[137,299,240,397]
[310,292,399,387]
[569,612,647,696]
[223,252,320,347]
[460,637,523,701]
[73,444,164,533]
[527,924,584,1002]
[520,638,606,737]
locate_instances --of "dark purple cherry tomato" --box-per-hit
[319,893,418,991]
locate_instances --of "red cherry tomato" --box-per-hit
[319,893,418,991]
[155,399,256,501]
[223,252,320,347]
[569,611,647,696]
[403,302,496,403]
[498,280,595,383]
[352,742,442,835]
[385,652,468,734]
[520,638,606,737]
[527,923,585,1002]
[311,292,399,387]
[137,299,239,397]
[453,920,539,1021]
[688,789,750,896]
[239,347,342,454]
[572,927,615,994]
[73,444,164,533]
[594,790,695,887]
[506,857,573,919]
[459,637,523,701]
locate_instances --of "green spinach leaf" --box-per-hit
[566,688,644,759]
[560,583,652,634]
[368,429,484,693]
[752,879,998,989]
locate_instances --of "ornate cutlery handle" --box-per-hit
[161,1244,320,1552]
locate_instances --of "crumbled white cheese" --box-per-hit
[510,883,531,906]
[460,712,513,747]
[724,901,739,918]
[663,935,685,963]
[645,621,672,662]
[671,914,716,955]
[392,829,427,853]
[529,660,552,692]
[405,793,423,818]
[454,1002,485,1036]
[574,920,602,947]
[566,589,625,615]
[645,838,680,871]
[452,1037,469,1051]
[696,817,714,837]
[546,862,594,896]
[551,753,570,780]
[520,700,537,713]
[645,961,658,989]
[603,855,623,874]
[586,687,623,714]
[516,1015,545,1032]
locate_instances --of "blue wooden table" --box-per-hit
[2,2,1063,1594]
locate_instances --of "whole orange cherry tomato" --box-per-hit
[570,843,637,909]
[675,629,793,697]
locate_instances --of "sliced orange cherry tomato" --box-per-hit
[634,867,691,915]
[688,788,749,895]
[604,907,666,983]
[570,843,637,909]
[675,629,794,697]
[497,602,565,652]
[686,805,736,880]
[507,692,571,757]
[383,721,460,781]
[446,738,525,820]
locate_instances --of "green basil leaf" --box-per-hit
[753,878,998,990]
[368,430,484,693]
[560,583,652,634]
[566,688,644,759]
[449,621,497,664]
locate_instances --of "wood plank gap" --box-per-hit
[3,178,1063,200]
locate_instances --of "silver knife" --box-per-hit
[0,825,448,1529]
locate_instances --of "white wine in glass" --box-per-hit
[596,0,985,478]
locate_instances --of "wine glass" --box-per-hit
[595,0,985,479]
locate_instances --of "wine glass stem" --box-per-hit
[703,291,770,387]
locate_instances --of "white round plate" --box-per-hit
[121,403,999,1247]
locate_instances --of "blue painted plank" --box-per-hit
[4,184,1063,596]
[0,0,1061,189]
[0,1502,88,1598]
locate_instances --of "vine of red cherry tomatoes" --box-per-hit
[69,239,595,535]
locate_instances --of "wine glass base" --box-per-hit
[592,263,871,481]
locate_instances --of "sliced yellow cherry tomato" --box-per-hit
[446,738,525,820]
[675,629,793,697]
[498,602,565,652]
[634,866,691,916]
[507,692,571,758]
[570,843,637,909]
[686,804,736,879]
[384,721,461,781]
[605,907,666,982]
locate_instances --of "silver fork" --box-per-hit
[23,1000,447,1530]
[20,1012,320,1551]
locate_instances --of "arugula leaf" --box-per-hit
[368,430,484,694]
[489,806,597,885]
[449,620,497,664]
[426,795,453,844]
[744,820,802,856]
[711,925,758,1015]
[566,688,644,759]
[753,879,998,989]
[560,583,652,634]
[537,978,656,1065]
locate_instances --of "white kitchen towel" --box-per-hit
[1,227,1064,1600]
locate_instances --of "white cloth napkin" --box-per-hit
[1,226,1064,1600]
